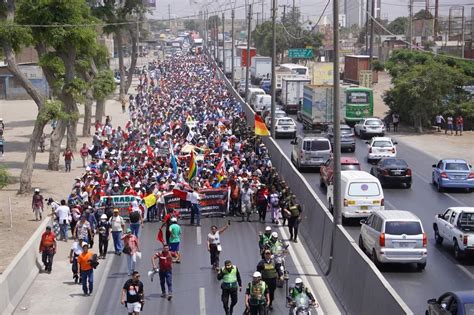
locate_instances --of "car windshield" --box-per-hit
[341,164,360,171]
[276,113,286,118]
[348,182,380,197]
[445,162,469,171]
[464,303,474,315]
[385,221,422,235]
[383,159,408,168]
[366,120,383,126]
[341,128,353,134]
[372,141,392,147]
[457,212,474,232]
[278,119,295,126]
[304,140,330,151]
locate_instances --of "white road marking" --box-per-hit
[197,226,202,245]
[456,264,474,280]
[199,287,206,315]
[385,200,397,210]
[442,192,469,207]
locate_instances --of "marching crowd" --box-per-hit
[37,52,315,314]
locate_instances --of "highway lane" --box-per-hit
[275,118,474,315]
[96,217,332,314]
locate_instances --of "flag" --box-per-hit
[156,228,164,243]
[146,145,155,158]
[172,188,189,200]
[169,140,178,174]
[215,156,226,182]
[254,115,270,136]
[188,150,197,181]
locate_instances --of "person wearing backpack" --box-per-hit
[129,202,143,237]
[255,184,268,223]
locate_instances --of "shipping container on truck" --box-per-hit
[301,84,347,131]
[237,46,256,67]
[281,77,311,114]
[275,63,310,96]
[343,55,378,84]
[250,56,272,85]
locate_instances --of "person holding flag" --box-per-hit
[187,150,198,182]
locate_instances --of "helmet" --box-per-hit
[271,232,278,238]
[295,278,303,285]
[252,271,262,278]
[265,226,271,232]
[170,217,177,222]
[100,214,107,219]
[34,188,40,193]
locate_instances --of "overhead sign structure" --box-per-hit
[288,48,314,59]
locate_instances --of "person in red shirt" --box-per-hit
[39,226,57,273]
[151,244,173,301]
[63,147,74,172]
[79,143,89,168]
[455,115,464,136]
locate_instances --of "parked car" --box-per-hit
[433,207,474,260]
[291,136,332,171]
[274,117,297,139]
[426,291,474,315]
[359,210,427,270]
[320,157,361,188]
[370,158,412,188]
[366,137,397,164]
[326,124,356,152]
[432,159,474,192]
[354,118,385,139]
[326,171,384,222]
[265,110,286,127]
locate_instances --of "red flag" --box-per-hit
[157,228,164,243]
[173,189,188,200]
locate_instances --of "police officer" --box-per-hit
[245,271,270,315]
[217,260,242,315]
[258,226,272,258]
[256,249,282,310]
[287,278,317,314]
[287,195,302,243]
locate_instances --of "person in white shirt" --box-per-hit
[189,190,201,226]
[207,223,229,270]
[69,237,84,283]
[55,200,71,242]
[109,209,125,255]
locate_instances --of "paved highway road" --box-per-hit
[95,217,339,314]
[275,117,474,315]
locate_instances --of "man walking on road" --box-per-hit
[286,195,302,243]
[77,242,95,296]
[152,244,173,301]
[121,271,145,315]
[455,115,464,136]
[32,188,44,221]
[79,143,89,168]
[445,114,454,135]
[245,271,269,315]
[168,217,181,263]
[217,260,242,315]
[109,208,125,255]
[189,189,201,226]
[55,199,71,241]
[39,226,56,273]
[63,146,74,172]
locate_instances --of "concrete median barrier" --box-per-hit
[213,58,412,314]
[0,218,51,315]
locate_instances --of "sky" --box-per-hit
[149,0,473,22]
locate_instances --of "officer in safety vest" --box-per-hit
[258,226,272,258]
[217,260,242,315]
[256,249,282,310]
[287,194,302,243]
[245,271,270,315]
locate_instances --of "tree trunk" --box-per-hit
[48,120,66,171]
[83,89,93,137]
[414,115,423,133]
[125,28,138,94]
[116,29,126,102]
[95,99,105,124]
[67,119,78,151]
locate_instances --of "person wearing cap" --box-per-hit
[151,244,173,301]
[287,278,317,312]
[69,236,84,283]
[129,199,144,237]
[257,249,283,310]
[217,260,242,315]
[77,242,94,296]
[55,199,71,242]
[32,188,44,221]
[258,226,272,257]
[109,208,125,255]
[122,228,140,276]
[97,214,111,259]
[168,217,181,263]
[245,271,269,315]
[121,271,145,314]
[39,226,57,273]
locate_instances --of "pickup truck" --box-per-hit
[433,207,474,260]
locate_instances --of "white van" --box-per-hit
[253,95,272,114]
[247,88,265,108]
[327,170,384,222]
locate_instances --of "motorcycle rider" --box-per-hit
[287,278,317,314]
[245,271,270,315]
[265,232,288,255]
[256,249,282,310]
[258,226,272,257]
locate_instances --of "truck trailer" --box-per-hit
[280,77,311,114]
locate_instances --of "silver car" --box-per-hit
[359,210,427,271]
[291,136,332,170]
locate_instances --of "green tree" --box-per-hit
[0,167,9,189]
[387,17,408,35]
[414,9,433,20]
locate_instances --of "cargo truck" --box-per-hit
[280,77,311,114]
[250,56,272,85]
[301,85,346,131]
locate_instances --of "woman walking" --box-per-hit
[207,223,229,271]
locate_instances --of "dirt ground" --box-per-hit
[0,96,129,273]
[373,71,392,118]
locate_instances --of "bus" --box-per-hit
[279,63,309,76]
[344,87,374,126]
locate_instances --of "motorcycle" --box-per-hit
[288,293,318,315]
[271,242,289,288]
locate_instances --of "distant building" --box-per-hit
[0,63,49,100]
[345,0,381,28]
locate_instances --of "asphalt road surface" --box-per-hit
[96,217,327,315]
[275,117,474,315]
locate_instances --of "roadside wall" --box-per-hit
[0,218,51,315]
[212,58,413,315]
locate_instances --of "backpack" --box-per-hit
[89,254,100,269]
[129,211,140,223]
[257,191,267,203]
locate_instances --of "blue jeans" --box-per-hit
[112,231,123,253]
[81,269,94,295]
[130,222,140,237]
[190,204,200,225]
[126,254,136,275]
[159,270,172,294]
[59,223,68,240]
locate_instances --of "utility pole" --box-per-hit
[216,18,219,61]
[222,12,225,72]
[365,0,369,54]
[461,6,465,58]
[262,0,264,23]
[257,12,260,26]
[369,0,375,69]
[168,4,171,30]
[271,0,277,137]
[245,4,252,103]
[434,0,439,37]
[408,0,413,50]
[231,9,235,86]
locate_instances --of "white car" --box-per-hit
[366,137,397,164]
[274,117,297,139]
[354,118,385,139]
[265,110,286,127]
